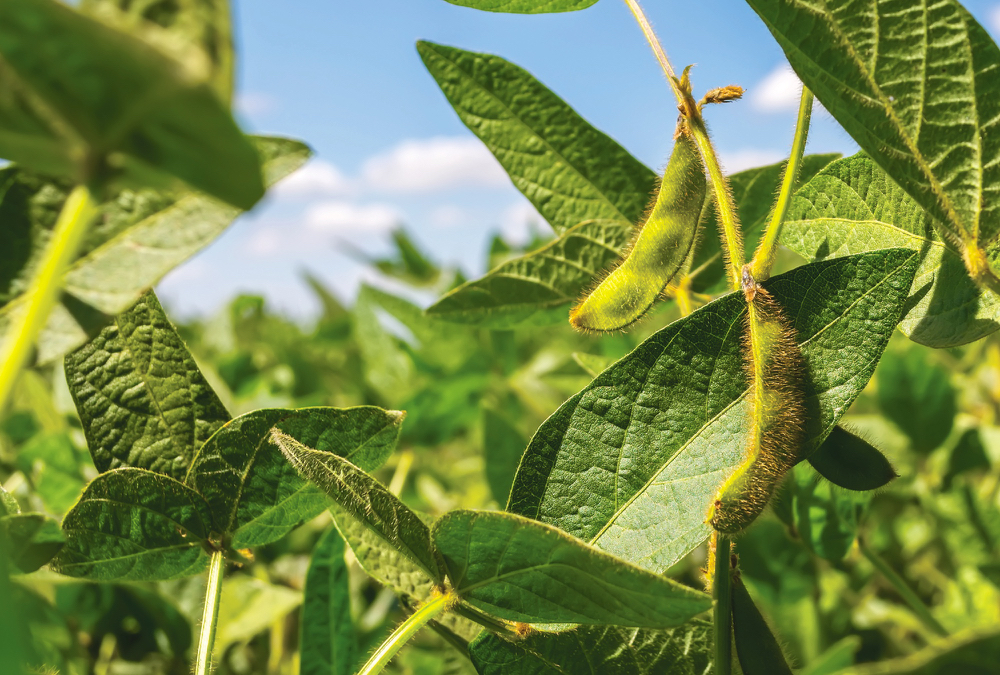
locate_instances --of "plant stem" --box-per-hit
[750,87,814,282]
[621,0,745,291]
[0,185,97,415]
[713,533,733,675]
[195,550,226,675]
[358,591,455,675]
[859,539,948,638]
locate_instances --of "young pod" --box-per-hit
[569,128,706,332]
[708,271,806,533]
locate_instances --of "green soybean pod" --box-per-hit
[569,128,706,332]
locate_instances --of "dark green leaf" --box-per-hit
[469,619,713,674]
[272,432,445,585]
[838,626,1000,674]
[783,153,1000,347]
[807,426,897,492]
[434,510,711,626]
[65,290,230,481]
[301,528,357,675]
[483,407,526,505]
[0,513,64,573]
[443,0,599,13]
[417,41,655,234]
[187,406,404,548]
[51,468,214,581]
[944,428,991,489]
[877,348,956,454]
[508,250,919,573]
[0,0,262,207]
[745,0,1000,251]
[0,136,310,364]
[732,575,793,675]
[780,462,870,562]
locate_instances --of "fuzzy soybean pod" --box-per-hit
[569,128,706,332]
[708,269,806,533]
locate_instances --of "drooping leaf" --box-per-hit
[272,432,445,586]
[0,136,310,364]
[732,575,793,675]
[508,249,919,574]
[443,0,599,13]
[468,619,713,674]
[838,626,1000,675]
[51,468,214,581]
[483,407,526,505]
[807,426,897,492]
[783,153,1000,347]
[215,575,302,650]
[187,406,404,549]
[417,41,655,235]
[65,290,230,481]
[877,348,956,454]
[745,0,1000,253]
[301,528,357,675]
[0,513,64,573]
[0,0,262,207]
[434,510,711,627]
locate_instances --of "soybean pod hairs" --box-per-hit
[708,266,806,533]
[569,123,707,332]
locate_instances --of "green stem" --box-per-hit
[620,0,683,103]
[750,87,814,282]
[358,591,455,675]
[859,539,948,638]
[0,184,97,415]
[714,534,733,675]
[194,550,226,675]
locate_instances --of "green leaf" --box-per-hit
[0,136,310,364]
[271,431,445,585]
[443,0,599,13]
[80,0,234,104]
[508,249,919,573]
[744,0,1000,252]
[572,352,613,378]
[50,468,214,581]
[732,575,792,675]
[417,41,655,234]
[65,290,231,481]
[0,0,262,208]
[468,619,713,674]
[837,626,1000,675]
[301,528,357,675]
[800,636,860,675]
[945,428,991,488]
[0,513,64,573]
[807,426,897,492]
[783,153,1000,347]
[187,406,404,549]
[0,485,18,516]
[434,510,711,627]
[483,407,526,505]
[877,348,956,454]
[215,575,302,650]
[427,219,630,329]
[16,432,87,515]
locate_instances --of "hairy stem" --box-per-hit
[358,591,455,675]
[750,87,814,281]
[859,539,948,637]
[194,550,226,675]
[0,185,97,414]
[620,0,682,102]
[713,533,733,675]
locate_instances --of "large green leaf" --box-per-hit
[433,510,711,627]
[508,249,919,574]
[301,529,357,675]
[0,0,262,207]
[271,432,445,585]
[50,468,214,581]
[0,513,64,573]
[877,347,956,454]
[732,576,792,675]
[468,619,713,674]
[186,406,404,549]
[783,153,1000,347]
[443,0,599,13]
[744,0,1000,252]
[65,290,231,481]
[0,136,310,364]
[417,41,655,235]
[838,626,1000,674]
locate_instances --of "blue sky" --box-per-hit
[157,0,1000,318]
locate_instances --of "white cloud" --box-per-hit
[273,159,354,198]
[305,200,402,234]
[990,5,1000,35]
[499,200,545,245]
[361,137,508,193]
[236,91,278,117]
[751,64,802,112]
[719,149,785,174]
[429,204,468,229]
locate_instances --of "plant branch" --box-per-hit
[194,549,226,675]
[620,0,682,103]
[859,539,948,638]
[750,86,814,282]
[358,590,456,675]
[713,533,733,675]
[0,185,97,415]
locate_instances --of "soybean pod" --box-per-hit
[569,126,706,332]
